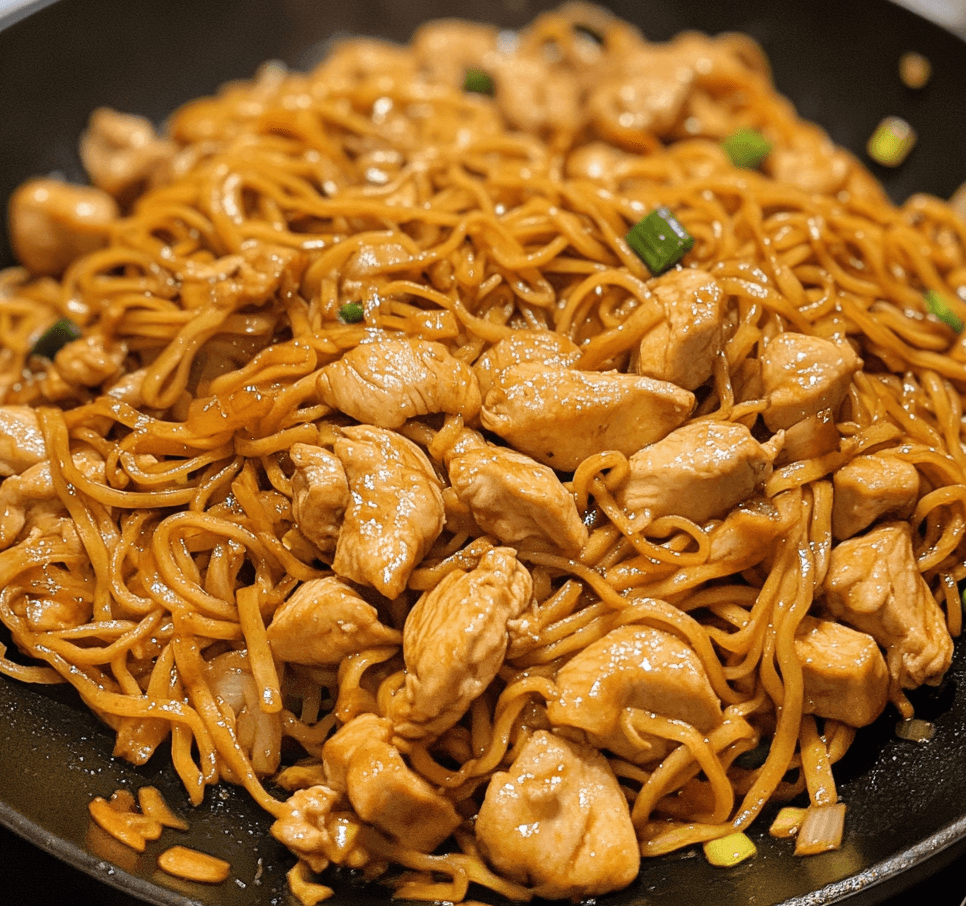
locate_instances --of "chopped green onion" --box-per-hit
[866,115,916,167]
[924,289,964,333]
[794,803,846,856]
[722,128,772,169]
[895,717,935,743]
[625,206,694,275]
[338,302,364,324]
[463,68,495,96]
[31,317,82,360]
[703,831,757,867]
[769,807,807,839]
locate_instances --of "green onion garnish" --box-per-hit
[722,127,773,169]
[625,206,694,275]
[463,68,495,96]
[924,289,964,333]
[866,115,916,167]
[338,302,364,324]
[703,831,757,868]
[31,317,82,360]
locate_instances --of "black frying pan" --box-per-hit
[2,1,966,905]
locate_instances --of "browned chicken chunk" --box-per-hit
[795,615,889,727]
[760,332,861,431]
[831,454,919,540]
[481,362,694,471]
[266,577,401,666]
[618,420,782,523]
[332,425,445,599]
[79,107,177,201]
[289,443,350,553]
[636,268,724,390]
[444,429,588,556]
[823,523,953,690]
[472,329,581,401]
[8,178,118,276]
[547,624,722,763]
[389,546,533,738]
[476,730,639,899]
[317,337,482,429]
[322,713,393,792]
[0,406,48,477]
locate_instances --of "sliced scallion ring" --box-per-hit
[463,68,495,96]
[338,302,365,324]
[924,289,964,333]
[625,206,694,275]
[722,127,772,169]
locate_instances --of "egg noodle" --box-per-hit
[1,3,966,901]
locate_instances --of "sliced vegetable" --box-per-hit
[794,803,846,856]
[769,806,807,838]
[895,717,935,743]
[625,206,694,275]
[31,316,82,360]
[463,68,495,96]
[866,116,916,167]
[338,302,365,324]
[703,831,757,867]
[924,289,964,333]
[722,127,772,169]
[899,51,931,90]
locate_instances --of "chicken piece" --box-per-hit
[389,546,533,739]
[289,443,350,554]
[8,177,118,276]
[547,624,722,763]
[795,616,889,728]
[565,141,637,186]
[79,107,177,202]
[332,426,445,599]
[473,329,581,401]
[831,454,919,540]
[823,523,953,689]
[760,333,861,432]
[345,737,461,851]
[270,785,348,874]
[765,126,851,196]
[0,406,47,477]
[317,338,482,430]
[476,730,639,899]
[411,19,499,88]
[617,420,782,524]
[205,650,282,776]
[53,334,127,389]
[322,713,393,793]
[773,412,841,466]
[492,56,583,136]
[481,363,694,471]
[444,429,588,556]
[267,577,401,667]
[636,268,725,390]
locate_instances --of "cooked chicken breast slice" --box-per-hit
[481,362,694,471]
[0,405,48,477]
[476,730,639,899]
[636,268,724,390]
[617,420,781,524]
[289,443,350,553]
[760,332,861,431]
[472,329,581,402]
[823,523,953,690]
[831,454,919,540]
[444,429,588,556]
[317,337,481,429]
[322,713,393,793]
[266,577,400,667]
[332,425,445,599]
[547,623,721,763]
[389,546,533,739]
[795,615,889,727]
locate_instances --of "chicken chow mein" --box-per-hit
[2,2,966,901]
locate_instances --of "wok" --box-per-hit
[1,1,966,904]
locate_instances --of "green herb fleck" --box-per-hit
[463,68,495,96]
[338,302,365,324]
[925,289,963,333]
[722,128,773,169]
[31,317,82,360]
